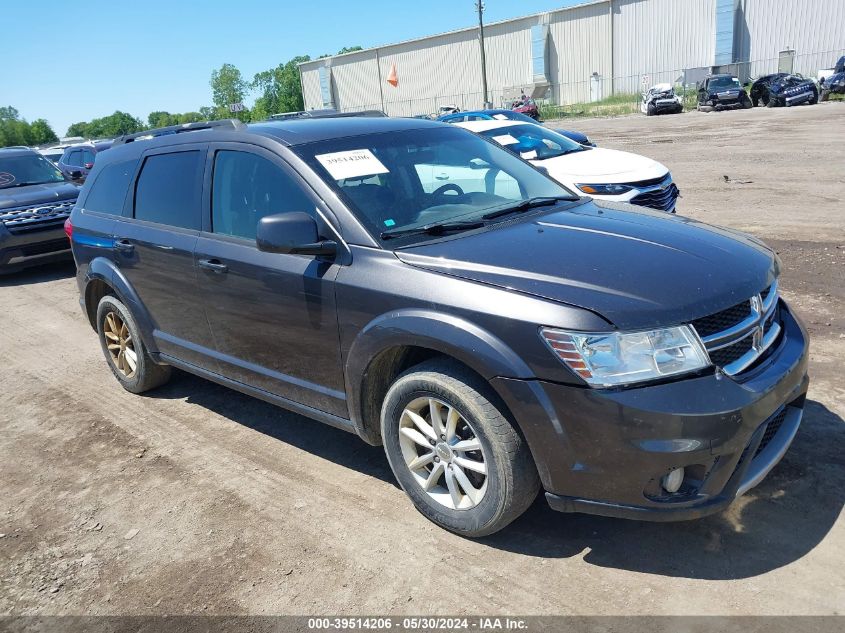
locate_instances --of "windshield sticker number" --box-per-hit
[0,172,15,186]
[492,134,519,146]
[316,149,389,180]
[520,150,538,159]
[492,114,509,120]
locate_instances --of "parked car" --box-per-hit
[640,82,684,115]
[511,97,540,120]
[750,73,818,107]
[68,117,808,537]
[58,140,112,183]
[437,109,596,147]
[457,119,678,213]
[697,74,752,111]
[38,146,68,164]
[819,56,845,101]
[438,109,594,146]
[0,147,79,273]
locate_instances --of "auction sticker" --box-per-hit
[492,134,519,146]
[316,149,389,180]
[0,172,15,186]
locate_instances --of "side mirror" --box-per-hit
[256,212,337,257]
[69,170,83,180]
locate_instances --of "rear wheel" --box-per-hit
[381,359,539,537]
[96,295,171,393]
[646,103,656,116]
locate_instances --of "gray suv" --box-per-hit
[67,118,809,536]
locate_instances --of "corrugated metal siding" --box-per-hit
[736,0,845,77]
[613,0,717,92]
[548,2,612,104]
[299,0,844,113]
[300,66,322,111]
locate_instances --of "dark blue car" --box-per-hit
[437,109,594,146]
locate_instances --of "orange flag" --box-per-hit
[387,63,398,87]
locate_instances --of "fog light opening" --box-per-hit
[662,467,685,494]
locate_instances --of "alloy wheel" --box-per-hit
[397,397,488,510]
[103,311,137,378]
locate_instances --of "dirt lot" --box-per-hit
[1,103,844,617]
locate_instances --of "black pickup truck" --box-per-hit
[0,146,80,273]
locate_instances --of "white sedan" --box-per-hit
[455,119,679,213]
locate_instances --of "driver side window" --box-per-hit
[211,150,314,241]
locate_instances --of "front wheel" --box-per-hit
[381,359,540,537]
[646,103,656,116]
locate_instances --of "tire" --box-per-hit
[820,89,830,102]
[809,90,818,105]
[380,359,540,537]
[741,96,753,109]
[96,295,171,394]
[752,97,759,107]
[646,103,656,116]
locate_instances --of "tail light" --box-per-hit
[64,217,73,240]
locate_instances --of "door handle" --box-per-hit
[114,239,134,253]
[198,258,228,273]
[435,174,449,180]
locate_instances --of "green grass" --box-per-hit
[539,88,702,121]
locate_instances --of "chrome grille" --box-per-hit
[0,200,76,235]
[626,173,679,213]
[691,280,781,377]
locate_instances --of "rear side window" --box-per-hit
[83,159,138,215]
[82,149,95,166]
[65,150,82,167]
[211,150,314,240]
[134,151,203,230]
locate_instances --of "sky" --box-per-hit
[3,0,583,137]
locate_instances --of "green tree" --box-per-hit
[252,55,311,117]
[210,63,250,121]
[0,106,20,121]
[147,111,175,128]
[29,119,58,145]
[66,122,88,137]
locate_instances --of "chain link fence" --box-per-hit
[335,49,844,120]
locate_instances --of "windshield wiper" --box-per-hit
[381,220,485,240]
[482,195,577,220]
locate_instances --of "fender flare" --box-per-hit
[344,309,534,442]
[83,257,159,354]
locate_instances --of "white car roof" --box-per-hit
[454,119,525,133]
[649,83,673,92]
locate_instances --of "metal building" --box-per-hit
[299,0,845,117]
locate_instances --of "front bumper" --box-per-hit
[492,301,809,521]
[0,226,71,273]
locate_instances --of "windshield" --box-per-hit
[295,126,574,244]
[710,76,741,90]
[479,123,587,161]
[0,153,65,189]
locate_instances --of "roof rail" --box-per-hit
[266,109,386,121]
[113,119,246,145]
[1,145,33,151]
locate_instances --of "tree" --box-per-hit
[252,55,311,116]
[0,106,21,122]
[66,122,88,137]
[210,63,250,121]
[29,119,58,145]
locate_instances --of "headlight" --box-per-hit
[576,183,633,195]
[540,326,709,387]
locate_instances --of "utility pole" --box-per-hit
[476,0,489,108]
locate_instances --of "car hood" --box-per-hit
[533,147,667,182]
[394,200,776,330]
[0,181,80,210]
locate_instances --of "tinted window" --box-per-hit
[134,151,203,229]
[83,159,138,215]
[211,150,314,240]
[82,149,95,166]
[0,153,65,188]
[65,150,82,166]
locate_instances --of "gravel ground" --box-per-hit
[1,103,843,617]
